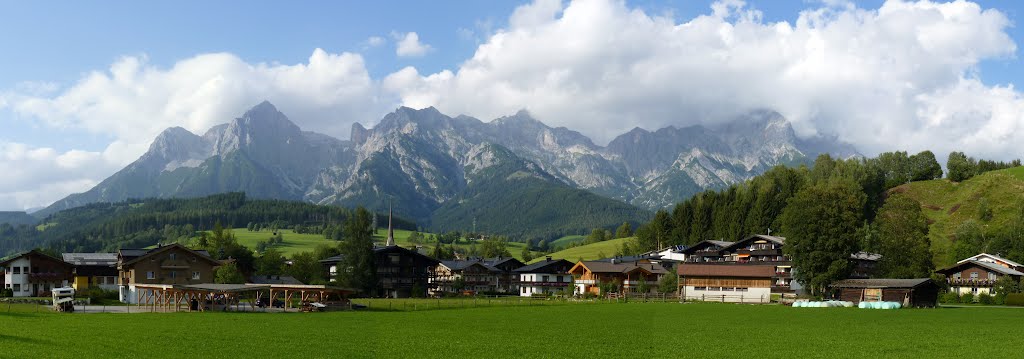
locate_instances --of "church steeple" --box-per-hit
[385,201,396,247]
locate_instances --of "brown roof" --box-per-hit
[830,278,934,289]
[677,264,776,277]
[575,260,669,275]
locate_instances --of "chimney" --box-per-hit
[546,256,552,262]
[611,258,617,264]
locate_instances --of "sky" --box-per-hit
[1,0,1023,211]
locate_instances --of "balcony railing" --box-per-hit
[948,278,996,286]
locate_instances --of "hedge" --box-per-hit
[1006,293,1024,306]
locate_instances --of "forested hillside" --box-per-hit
[0,193,415,257]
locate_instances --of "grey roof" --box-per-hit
[320,254,344,263]
[249,275,304,285]
[831,278,934,288]
[850,252,882,261]
[707,240,735,247]
[482,257,524,268]
[62,253,118,266]
[957,253,1024,269]
[966,260,1024,276]
[119,247,211,259]
[441,260,500,272]
[514,258,573,273]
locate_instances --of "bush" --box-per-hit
[0,288,12,298]
[960,293,976,304]
[939,291,959,304]
[994,293,1006,305]
[978,293,993,305]
[1006,293,1024,306]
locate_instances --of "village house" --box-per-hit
[514,257,573,297]
[569,258,668,295]
[1,249,74,297]
[935,253,1024,296]
[321,210,439,298]
[62,253,119,291]
[432,259,500,295]
[831,278,940,307]
[117,243,221,303]
[640,245,689,262]
[480,256,525,293]
[677,263,776,303]
[679,240,735,262]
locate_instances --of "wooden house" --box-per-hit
[481,256,525,293]
[831,278,939,307]
[569,259,668,295]
[935,253,1024,296]
[117,243,221,303]
[0,249,73,297]
[432,260,500,295]
[677,263,776,303]
[679,240,735,263]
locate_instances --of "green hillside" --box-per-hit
[893,166,1024,267]
[233,228,533,261]
[550,235,586,249]
[533,237,633,263]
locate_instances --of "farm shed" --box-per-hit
[830,278,939,308]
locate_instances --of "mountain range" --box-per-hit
[37,101,857,237]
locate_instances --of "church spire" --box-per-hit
[385,200,396,247]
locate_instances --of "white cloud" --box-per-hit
[0,142,120,211]
[366,36,386,47]
[394,31,433,57]
[388,0,1021,161]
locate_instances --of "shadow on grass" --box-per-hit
[0,333,54,345]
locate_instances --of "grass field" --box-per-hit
[549,234,586,249]
[3,302,1023,358]
[231,228,534,261]
[534,237,633,263]
[894,166,1024,266]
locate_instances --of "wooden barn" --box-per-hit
[830,278,939,308]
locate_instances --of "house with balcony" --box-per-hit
[935,253,1024,296]
[117,243,221,303]
[514,257,573,297]
[432,259,500,295]
[677,263,776,303]
[480,256,525,293]
[1,249,73,297]
[63,253,119,291]
[569,258,668,295]
[679,240,735,262]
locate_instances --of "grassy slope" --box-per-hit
[534,237,633,263]
[893,166,1024,266]
[549,235,586,249]
[232,228,532,261]
[4,303,1023,358]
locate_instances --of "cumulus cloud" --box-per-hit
[388,0,1020,161]
[0,142,121,210]
[394,32,433,57]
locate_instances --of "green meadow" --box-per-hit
[2,302,1022,358]
[536,237,633,263]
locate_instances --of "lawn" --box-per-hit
[2,302,1023,358]
[535,237,633,263]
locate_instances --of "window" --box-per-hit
[389,254,400,265]
[737,287,748,292]
[169,271,177,279]
[970,272,978,279]
[146,271,155,280]
[522,287,527,294]
[954,272,961,279]
[723,287,735,291]
[972,287,979,294]
[12,267,20,274]
[988,272,997,280]
[694,287,706,291]
[556,275,563,282]
[542,275,549,282]
[192,271,200,280]
[169,253,177,260]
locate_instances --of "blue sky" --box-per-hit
[1,0,1023,210]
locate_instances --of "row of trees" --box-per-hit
[947,152,1020,182]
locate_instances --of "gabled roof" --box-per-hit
[373,245,441,265]
[720,234,786,252]
[850,252,882,261]
[482,257,525,269]
[440,260,499,273]
[571,260,669,276]
[957,253,1024,269]
[0,249,71,267]
[831,278,935,289]
[62,253,118,266]
[514,258,573,273]
[679,240,735,255]
[119,243,219,267]
[937,260,1024,276]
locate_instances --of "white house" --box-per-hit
[1,250,73,297]
[513,257,574,297]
